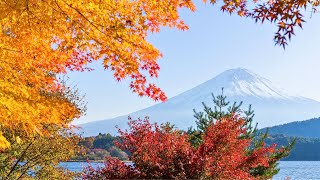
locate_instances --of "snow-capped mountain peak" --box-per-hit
[213,68,290,98]
[169,68,292,105]
[213,68,258,82]
[80,68,320,136]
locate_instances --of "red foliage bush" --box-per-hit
[116,117,198,179]
[195,116,276,179]
[83,116,278,179]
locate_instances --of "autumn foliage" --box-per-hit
[204,0,319,48]
[197,116,276,179]
[0,83,86,179]
[0,124,81,179]
[83,117,278,179]
[0,0,196,149]
[1,0,318,149]
[83,94,294,179]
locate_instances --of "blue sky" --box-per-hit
[69,2,320,124]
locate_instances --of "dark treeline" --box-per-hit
[267,134,320,161]
[259,117,320,138]
[73,132,320,161]
[72,133,128,161]
[257,117,320,160]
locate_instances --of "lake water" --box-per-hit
[60,161,320,179]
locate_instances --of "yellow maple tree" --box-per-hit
[0,0,195,149]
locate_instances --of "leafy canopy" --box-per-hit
[0,0,195,148]
[0,0,316,148]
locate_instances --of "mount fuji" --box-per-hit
[79,68,320,136]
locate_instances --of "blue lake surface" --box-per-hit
[60,161,320,179]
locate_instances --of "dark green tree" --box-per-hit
[187,89,295,178]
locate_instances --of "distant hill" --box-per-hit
[72,133,128,161]
[267,134,320,161]
[258,118,320,161]
[79,68,320,136]
[260,117,320,138]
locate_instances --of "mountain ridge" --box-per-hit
[260,117,320,138]
[79,68,320,136]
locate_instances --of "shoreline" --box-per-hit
[63,160,132,163]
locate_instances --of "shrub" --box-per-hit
[83,92,294,179]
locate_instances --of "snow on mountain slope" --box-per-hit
[79,68,320,136]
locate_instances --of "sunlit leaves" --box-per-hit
[0,132,10,150]
[0,125,80,179]
[0,0,197,148]
[1,0,196,102]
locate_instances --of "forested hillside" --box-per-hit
[266,134,320,161]
[260,117,320,138]
[257,117,320,160]
[72,133,128,161]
